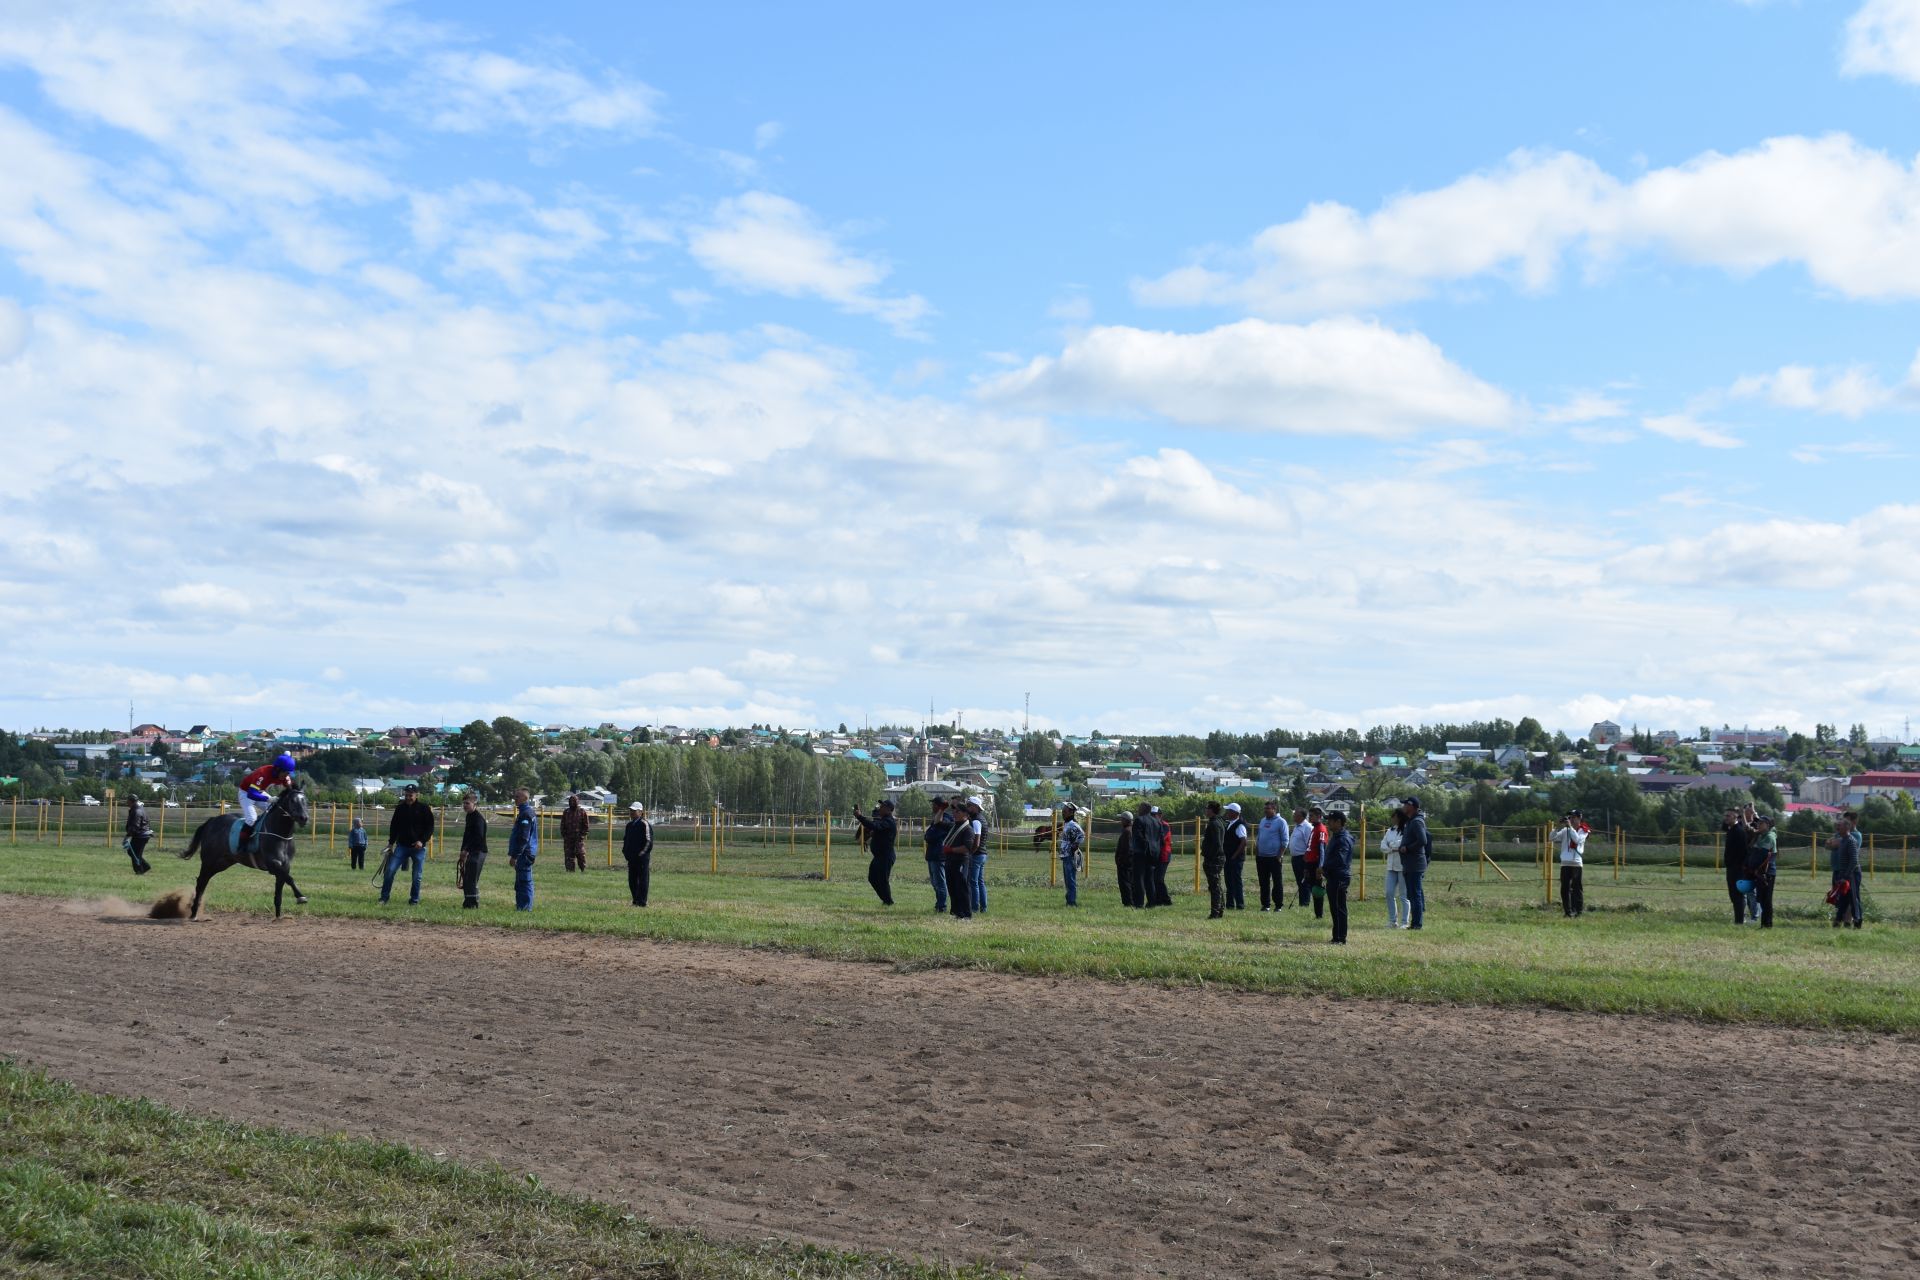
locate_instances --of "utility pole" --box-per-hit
[1023,692,1030,737]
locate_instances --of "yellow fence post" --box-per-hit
[329,803,337,857]
[1903,833,1909,877]
[1811,832,1819,881]
[156,797,166,847]
[1868,831,1876,880]
[8,796,14,845]
[607,807,614,868]
[1613,827,1621,882]
[789,813,796,861]
[711,804,719,874]
[1478,823,1486,880]
[57,797,65,847]
[1679,828,1686,881]
[823,811,832,880]
[1541,824,1551,904]
[103,789,114,846]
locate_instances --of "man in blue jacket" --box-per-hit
[1399,797,1431,930]
[922,797,953,912]
[1320,809,1356,943]
[508,787,539,911]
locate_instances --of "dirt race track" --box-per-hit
[3,895,1918,1279]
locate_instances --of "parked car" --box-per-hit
[163,800,181,808]
[80,795,101,806]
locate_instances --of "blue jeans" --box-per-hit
[1404,856,1427,928]
[381,844,423,904]
[514,855,535,910]
[969,853,988,912]
[1061,855,1078,905]
[927,858,947,911]
[1385,867,1409,925]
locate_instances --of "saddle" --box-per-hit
[228,821,275,869]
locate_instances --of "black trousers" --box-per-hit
[125,834,151,874]
[943,853,972,918]
[1753,873,1774,927]
[1225,856,1246,909]
[1131,850,1158,908]
[460,850,486,907]
[1326,876,1350,942]
[626,853,651,906]
[1116,853,1136,907]
[1560,864,1584,917]
[868,852,895,905]
[349,844,366,870]
[1725,864,1746,923]
[1291,854,1313,908]
[1256,856,1286,909]
[1203,858,1225,916]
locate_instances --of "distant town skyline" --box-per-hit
[7,2,1920,734]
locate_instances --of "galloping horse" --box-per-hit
[178,781,311,919]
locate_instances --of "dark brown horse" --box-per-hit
[178,782,311,919]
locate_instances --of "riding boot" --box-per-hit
[237,823,254,853]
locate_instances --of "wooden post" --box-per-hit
[607,806,614,868]
[1193,816,1202,893]
[8,795,14,845]
[1811,832,1819,881]
[1868,831,1876,880]
[329,803,337,857]
[157,796,166,847]
[1541,824,1551,904]
[823,811,831,880]
[1478,823,1486,880]
[1357,810,1367,902]
[57,797,65,847]
[711,804,719,874]
[104,789,115,846]
[1678,828,1686,881]
[1613,827,1621,882]
[789,812,796,860]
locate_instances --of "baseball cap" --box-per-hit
[1224,802,1241,813]
[629,801,644,811]
[967,795,984,807]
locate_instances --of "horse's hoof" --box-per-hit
[295,896,309,905]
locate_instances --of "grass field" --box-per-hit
[3,837,1914,1033]
[0,1061,993,1280]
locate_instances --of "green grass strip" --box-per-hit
[0,1060,998,1279]
[4,840,1916,1033]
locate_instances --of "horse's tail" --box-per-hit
[178,824,203,860]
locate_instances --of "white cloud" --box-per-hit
[1843,0,1920,82]
[687,192,930,332]
[1728,363,1894,417]
[753,120,784,150]
[0,298,28,360]
[1540,390,1629,423]
[1137,135,1920,312]
[979,318,1515,436]
[1641,413,1742,448]
[159,582,253,614]
[414,50,660,134]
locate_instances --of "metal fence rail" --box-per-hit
[12,799,1915,906]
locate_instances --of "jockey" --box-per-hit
[236,751,297,848]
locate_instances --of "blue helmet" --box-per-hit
[275,752,297,773]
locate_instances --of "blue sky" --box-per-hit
[4,0,1920,738]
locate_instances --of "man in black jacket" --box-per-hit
[1130,802,1165,909]
[1321,809,1355,943]
[1201,801,1227,918]
[1399,797,1431,930]
[922,798,953,912]
[381,783,435,906]
[456,791,488,908]
[122,796,153,875]
[622,802,654,906]
[852,799,898,906]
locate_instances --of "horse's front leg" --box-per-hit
[189,865,215,920]
[284,872,308,907]
[273,875,284,918]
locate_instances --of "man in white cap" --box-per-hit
[622,801,654,907]
[964,795,991,914]
[1222,801,1250,911]
[1057,802,1086,907]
